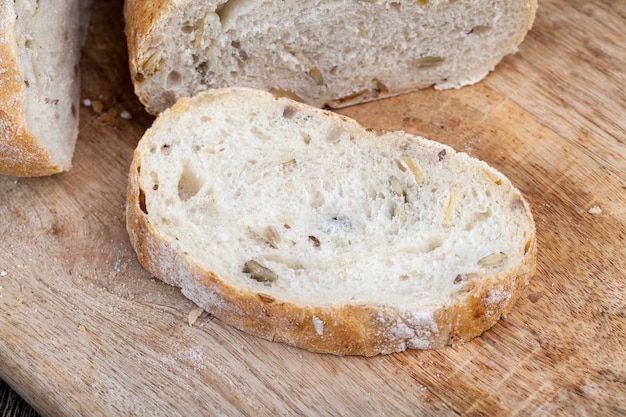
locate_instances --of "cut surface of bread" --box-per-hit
[0,0,91,176]
[126,88,536,356]
[125,0,537,114]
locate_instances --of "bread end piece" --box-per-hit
[0,0,91,176]
[125,0,538,114]
[126,88,537,356]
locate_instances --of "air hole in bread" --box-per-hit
[161,144,172,155]
[166,71,182,89]
[138,188,148,214]
[425,236,443,252]
[251,126,271,141]
[149,170,159,187]
[178,162,203,201]
[468,25,492,35]
[465,209,492,231]
[326,127,344,143]
[309,191,325,208]
[283,106,296,119]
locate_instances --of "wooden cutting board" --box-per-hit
[1,0,624,415]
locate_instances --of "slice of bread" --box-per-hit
[126,87,536,356]
[0,0,91,177]
[125,0,537,114]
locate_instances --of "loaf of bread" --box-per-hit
[124,0,537,114]
[0,0,91,176]
[126,87,536,356]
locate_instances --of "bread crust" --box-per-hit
[125,90,537,356]
[124,0,173,81]
[0,2,58,176]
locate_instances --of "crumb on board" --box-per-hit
[91,100,104,114]
[0,270,7,277]
[588,205,602,215]
[188,307,205,326]
[120,109,132,120]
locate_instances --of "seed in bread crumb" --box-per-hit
[402,155,424,183]
[410,56,445,67]
[442,183,462,227]
[307,67,324,86]
[309,235,321,247]
[281,158,297,168]
[243,260,278,282]
[258,293,276,303]
[264,226,282,248]
[389,176,407,201]
[477,252,507,267]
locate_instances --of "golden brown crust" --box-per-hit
[516,0,538,48]
[123,0,173,96]
[126,137,537,356]
[0,7,59,177]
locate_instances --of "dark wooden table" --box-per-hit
[0,380,39,417]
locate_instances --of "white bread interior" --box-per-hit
[126,88,536,355]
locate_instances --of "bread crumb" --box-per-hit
[96,108,116,125]
[528,291,544,303]
[188,307,204,326]
[82,98,92,107]
[0,270,7,277]
[120,109,133,120]
[91,100,104,114]
[588,205,602,215]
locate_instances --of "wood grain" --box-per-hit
[1,0,624,415]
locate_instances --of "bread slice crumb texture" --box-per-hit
[132,88,535,313]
